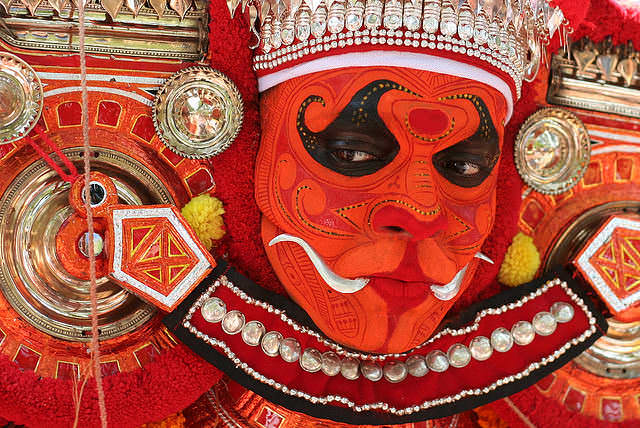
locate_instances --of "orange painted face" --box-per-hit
[256,67,507,353]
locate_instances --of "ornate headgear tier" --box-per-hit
[231,0,567,111]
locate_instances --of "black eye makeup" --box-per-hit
[296,80,411,177]
[432,94,500,187]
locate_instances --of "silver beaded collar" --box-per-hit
[164,264,606,424]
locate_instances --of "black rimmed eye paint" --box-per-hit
[296,80,416,177]
[431,94,500,187]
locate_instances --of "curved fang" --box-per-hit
[430,265,468,301]
[474,252,494,264]
[269,233,369,294]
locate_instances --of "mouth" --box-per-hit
[269,233,493,300]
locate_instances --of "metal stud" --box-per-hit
[221,310,245,335]
[532,311,557,336]
[447,343,471,368]
[550,302,574,323]
[241,320,266,346]
[321,351,342,376]
[426,350,449,372]
[511,321,535,346]
[341,357,361,380]
[383,361,408,383]
[490,327,514,352]
[300,348,323,372]
[361,360,383,381]
[279,337,302,363]
[406,354,429,377]
[261,331,283,357]
[201,297,226,323]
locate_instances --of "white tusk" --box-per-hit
[474,252,494,264]
[430,265,468,301]
[269,233,369,294]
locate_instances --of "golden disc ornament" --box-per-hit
[514,108,590,195]
[0,52,43,144]
[153,66,244,159]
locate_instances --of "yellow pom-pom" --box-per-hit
[498,232,541,287]
[181,194,225,250]
[139,412,186,428]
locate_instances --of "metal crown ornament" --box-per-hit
[231,0,567,99]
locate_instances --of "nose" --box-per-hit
[371,205,447,240]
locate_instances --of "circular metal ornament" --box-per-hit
[514,108,590,195]
[340,357,360,380]
[321,351,342,376]
[511,320,535,346]
[361,360,383,382]
[406,355,429,377]
[469,336,493,361]
[532,311,557,336]
[383,361,408,383]
[221,310,245,335]
[261,331,283,357]
[551,301,574,323]
[0,52,43,144]
[241,320,266,346]
[299,348,322,372]
[426,350,450,372]
[153,66,244,159]
[279,337,301,363]
[201,297,227,323]
[490,327,514,352]
[447,343,472,368]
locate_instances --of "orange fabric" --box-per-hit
[256,67,507,353]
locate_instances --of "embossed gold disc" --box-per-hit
[0,52,43,144]
[515,108,591,195]
[153,66,244,158]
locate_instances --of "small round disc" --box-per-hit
[0,52,43,144]
[514,108,590,195]
[153,66,243,159]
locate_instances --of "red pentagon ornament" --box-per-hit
[107,205,216,312]
[574,215,640,322]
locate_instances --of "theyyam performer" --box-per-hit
[0,0,640,426]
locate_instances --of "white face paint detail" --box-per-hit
[430,265,468,301]
[269,233,369,294]
[474,252,494,264]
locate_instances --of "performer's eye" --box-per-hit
[440,159,481,176]
[333,149,378,162]
[433,144,499,187]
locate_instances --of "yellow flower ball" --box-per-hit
[181,194,225,250]
[498,232,541,287]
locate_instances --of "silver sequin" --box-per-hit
[491,327,514,352]
[447,343,471,368]
[341,357,361,380]
[511,321,535,346]
[201,297,227,323]
[469,336,493,361]
[321,351,342,376]
[361,361,383,381]
[241,320,266,346]
[279,338,302,363]
[406,355,429,377]
[551,302,574,323]
[300,348,323,372]
[532,311,557,336]
[383,361,408,383]
[221,310,245,335]
[426,350,450,372]
[261,331,283,357]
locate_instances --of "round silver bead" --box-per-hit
[447,343,471,368]
[221,310,245,335]
[383,361,408,383]
[406,355,429,377]
[361,361,383,382]
[200,297,226,323]
[261,331,283,357]
[279,338,301,363]
[491,327,514,352]
[532,311,557,336]
[511,321,535,346]
[470,336,493,361]
[321,351,342,376]
[299,348,322,372]
[341,357,360,380]
[241,320,266,346]
[550,302,574,323]
[426,350,450,372]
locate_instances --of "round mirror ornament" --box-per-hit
[153,66,244,158]
[0,52,43,144]
[514,108,590,195]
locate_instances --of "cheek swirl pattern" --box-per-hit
[270,232,494,297]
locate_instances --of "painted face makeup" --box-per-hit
[256,67,507,353]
